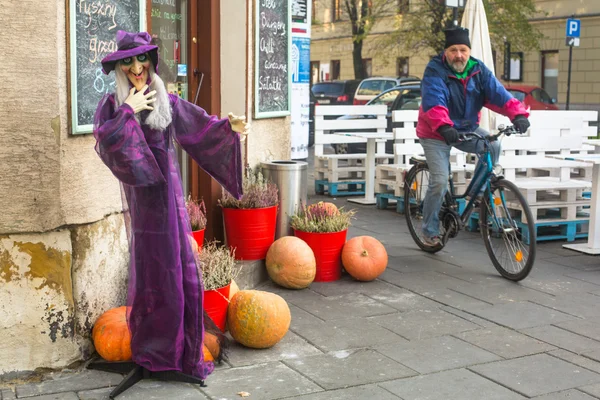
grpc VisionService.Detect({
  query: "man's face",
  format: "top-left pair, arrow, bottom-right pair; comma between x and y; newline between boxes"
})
444,45 -> 471,73
119,53 -> 151,91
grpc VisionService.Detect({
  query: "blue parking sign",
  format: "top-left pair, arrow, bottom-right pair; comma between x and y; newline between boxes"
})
566,18 -> 581,38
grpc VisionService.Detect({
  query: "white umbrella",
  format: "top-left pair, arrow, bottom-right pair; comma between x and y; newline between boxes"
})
461,0 -> 497,132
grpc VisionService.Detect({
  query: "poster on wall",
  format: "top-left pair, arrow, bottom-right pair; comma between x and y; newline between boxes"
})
290,0 -> 311,159
254,0 -> 292,119
290,36 -> 310,159
68,0 -> 145,134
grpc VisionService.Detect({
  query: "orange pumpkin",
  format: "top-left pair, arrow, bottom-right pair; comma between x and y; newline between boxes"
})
307,201 -> 339,216
266,236 -> 316,289
203,331 -> 221,361
203,344 -> 214,361
227,290 -> 291,348
92,306 -> 132,362
342,236 -> 388,281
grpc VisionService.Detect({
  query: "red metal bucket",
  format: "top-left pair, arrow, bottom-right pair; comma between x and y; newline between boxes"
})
293,229 -> 347,282
222,206 -> 277,260
204,283 -> 231,332
191,229 -> 205,251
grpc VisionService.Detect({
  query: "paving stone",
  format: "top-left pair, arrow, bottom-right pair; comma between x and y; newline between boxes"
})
226,330 -> 322,367
470,353 -> 600,397
520,272 -> 600,296
283,348 -> 416,390
583,349 -> 600,363
530,293 -> 600,318
455,326 -> 556,358
441,306 -> 500,328
201,361 -> 322,399
0,389 -> 15,400
370,309 -> 480,340
288,304 -> 326,328
531,389 -> 598,399
425,249 -> 502,273
564,270 -> 600,285
445,278 -> 555,305
15,370 -> 123,398
375,335 -> 500,374
379,368 -> 525,399
555,318 -> 600,342
290,317 -> 408,352
285,384 -> 400,400
77,380 -> 207,400
387,254 -> 464,273
520,325 -> 600,355
548,256 -> 600,270
286,292 -> 397,321
20,393 -> 79,400
462,301 -> 576,330
549,349 -> 600,375
579,383 -> 600,397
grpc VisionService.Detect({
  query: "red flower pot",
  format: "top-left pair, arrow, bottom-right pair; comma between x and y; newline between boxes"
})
293,229 -> 347,282
191,229 -> 205,251
222,206 -> 277,260
204,283 -> 231,332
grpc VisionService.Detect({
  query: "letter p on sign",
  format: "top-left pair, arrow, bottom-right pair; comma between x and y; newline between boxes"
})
566,18 -> 581,38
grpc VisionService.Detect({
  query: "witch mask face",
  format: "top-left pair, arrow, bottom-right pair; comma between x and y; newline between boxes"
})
119,53 -> 151,91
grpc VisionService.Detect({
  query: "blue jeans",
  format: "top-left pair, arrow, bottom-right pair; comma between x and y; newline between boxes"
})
420,127 -> 500,238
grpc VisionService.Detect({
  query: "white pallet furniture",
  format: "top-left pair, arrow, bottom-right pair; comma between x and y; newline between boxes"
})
314,153 -> 393,182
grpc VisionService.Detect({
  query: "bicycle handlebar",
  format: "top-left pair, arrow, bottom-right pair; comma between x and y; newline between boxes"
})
456,125 -> 520,144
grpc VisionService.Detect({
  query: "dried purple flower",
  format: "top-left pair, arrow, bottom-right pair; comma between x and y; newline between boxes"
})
186,195 -> 207,231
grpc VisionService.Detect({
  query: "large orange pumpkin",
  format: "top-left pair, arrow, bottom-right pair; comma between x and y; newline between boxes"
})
266,236 -> 316,289
92,306 -> 132,362
342,236 -> 388,281
227,290 -> 291,348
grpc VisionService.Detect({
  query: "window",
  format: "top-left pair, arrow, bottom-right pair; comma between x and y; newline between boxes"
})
507,89 -> 526,102
362,58 -> 372,77
541,51 -> 559,102
539,89 -> 554,104
370,89 -> 401,106
331,60 -> 341,80
398,0 -> 409,14
332,0 -> 342,21
310,61 -> 320,84
396,57 -> 409,77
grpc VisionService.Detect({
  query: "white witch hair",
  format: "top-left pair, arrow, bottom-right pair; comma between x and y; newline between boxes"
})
114,63 -> 173,132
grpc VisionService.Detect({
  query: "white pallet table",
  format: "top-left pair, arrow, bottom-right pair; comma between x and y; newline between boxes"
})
498,155 -> 590,182
512,177 -> 591,205
315,153 -> 393,182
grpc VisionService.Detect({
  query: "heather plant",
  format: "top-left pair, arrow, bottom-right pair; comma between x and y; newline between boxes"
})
197,241 -> 240,291
219,166 -> 278,209
186,195 -> 207,231
290,202 -> 356,233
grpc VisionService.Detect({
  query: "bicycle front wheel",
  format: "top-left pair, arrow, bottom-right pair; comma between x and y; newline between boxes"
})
479,179 -> 536,281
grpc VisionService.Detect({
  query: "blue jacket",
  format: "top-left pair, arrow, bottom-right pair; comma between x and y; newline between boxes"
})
416,53 -> 528,140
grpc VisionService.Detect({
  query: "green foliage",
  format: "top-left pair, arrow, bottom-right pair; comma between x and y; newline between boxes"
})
197,241 -> 240,291
380,0 -> 545,55
290,202 -> 356,233
219,166 -> 278,209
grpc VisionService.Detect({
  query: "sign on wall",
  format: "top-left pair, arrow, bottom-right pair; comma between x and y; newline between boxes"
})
255,0 -> 292,119
68,0 -> 145,134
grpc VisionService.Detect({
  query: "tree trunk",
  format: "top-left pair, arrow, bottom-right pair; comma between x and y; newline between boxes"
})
352,40 -> 365,80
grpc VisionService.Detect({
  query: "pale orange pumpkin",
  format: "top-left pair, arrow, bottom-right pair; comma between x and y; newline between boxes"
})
307,201 -> 339,216
342,236 -> 388,281
227,290 -> 291,348
266,236 -> 316,289
92,306 -> 132,362
229,279 -> 240,300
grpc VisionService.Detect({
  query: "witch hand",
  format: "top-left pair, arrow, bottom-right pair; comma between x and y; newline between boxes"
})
228,113 -> 250,141
124,85 -> 157,114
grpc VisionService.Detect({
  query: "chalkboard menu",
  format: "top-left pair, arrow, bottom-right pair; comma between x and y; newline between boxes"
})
68,0 -> 145,134
255,0 -> 291,119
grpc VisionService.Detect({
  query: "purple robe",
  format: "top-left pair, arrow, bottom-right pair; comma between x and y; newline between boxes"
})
93,93 -> 242,379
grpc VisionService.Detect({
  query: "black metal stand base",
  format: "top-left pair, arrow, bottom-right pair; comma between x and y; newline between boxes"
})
88,359 -> 205,399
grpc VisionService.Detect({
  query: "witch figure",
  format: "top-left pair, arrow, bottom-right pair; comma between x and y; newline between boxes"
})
91,30 -> 247,391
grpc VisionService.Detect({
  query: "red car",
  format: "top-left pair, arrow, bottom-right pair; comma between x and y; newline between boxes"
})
504,84 -> 559,110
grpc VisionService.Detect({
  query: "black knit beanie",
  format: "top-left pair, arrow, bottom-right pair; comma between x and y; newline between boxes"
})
444,27 -> 471,49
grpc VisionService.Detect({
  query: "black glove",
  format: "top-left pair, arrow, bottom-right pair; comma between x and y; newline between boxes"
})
438,125 -> 460,145
512,115 -> 530,134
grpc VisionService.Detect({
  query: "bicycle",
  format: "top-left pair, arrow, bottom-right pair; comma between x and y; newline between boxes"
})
404,125 -> 536,281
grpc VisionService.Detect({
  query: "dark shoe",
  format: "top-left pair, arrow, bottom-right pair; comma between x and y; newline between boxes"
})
421,235 -> 441,246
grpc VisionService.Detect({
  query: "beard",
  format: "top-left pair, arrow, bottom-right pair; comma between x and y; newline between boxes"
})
449,59 -> 467,73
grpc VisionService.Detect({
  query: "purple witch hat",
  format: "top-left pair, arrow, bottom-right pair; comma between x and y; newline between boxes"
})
101,30 -> 159,75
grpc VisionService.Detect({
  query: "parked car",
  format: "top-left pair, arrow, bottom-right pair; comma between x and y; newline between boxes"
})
334,83 -> 422,154
504,84 -> 559,110
311,80 -> 361,105
353,76 -> 421,105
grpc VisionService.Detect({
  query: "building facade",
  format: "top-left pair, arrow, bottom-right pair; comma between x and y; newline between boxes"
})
310,0 -> 600,112
0,0 -> 291,378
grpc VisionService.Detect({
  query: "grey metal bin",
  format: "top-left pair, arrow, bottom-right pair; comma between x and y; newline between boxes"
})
261,160 -> 308,239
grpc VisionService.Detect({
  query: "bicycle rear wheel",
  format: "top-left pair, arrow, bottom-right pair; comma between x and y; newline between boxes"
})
479,179 -> 536,281
404,163 -> 450,253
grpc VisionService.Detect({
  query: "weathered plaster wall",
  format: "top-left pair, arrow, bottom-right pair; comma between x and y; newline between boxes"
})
0,232 -> 80,376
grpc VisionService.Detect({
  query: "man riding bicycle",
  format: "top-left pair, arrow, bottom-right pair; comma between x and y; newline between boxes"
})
417,27 -> 530,247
